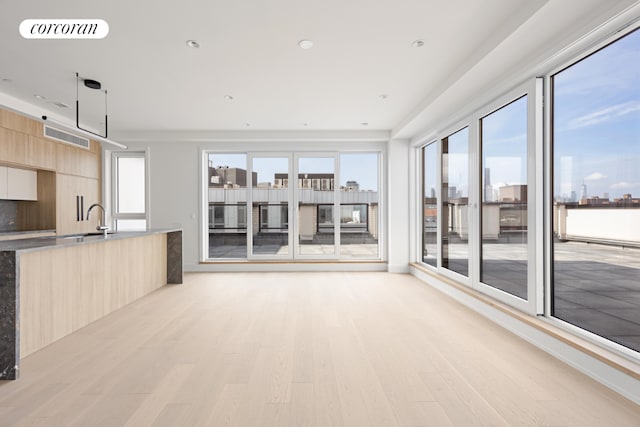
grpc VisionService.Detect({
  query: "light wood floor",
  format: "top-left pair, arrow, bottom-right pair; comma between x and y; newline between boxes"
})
1,272 -> 639,426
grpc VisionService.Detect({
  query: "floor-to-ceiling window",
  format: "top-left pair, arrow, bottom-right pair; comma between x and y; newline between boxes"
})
296,155 -> 337,257
551,28 -> 640,352
417,23 -> 639,354
207,153 -> 248,259
250,156 -> 290,257
205,150 -> 381,262
441,127 -> 470,277
340,153 -> 379,258
422,142 -> 438,267
480,97 -> 529,299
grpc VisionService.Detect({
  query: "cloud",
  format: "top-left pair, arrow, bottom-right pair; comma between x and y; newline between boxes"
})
611,181 -> 640,190
584,172 -> 607,181
567,101 -> 640,130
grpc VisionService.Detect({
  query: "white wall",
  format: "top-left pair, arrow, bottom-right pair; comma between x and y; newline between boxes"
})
124,138 -> 391,271
561,208 -> 640,246
387,139 -> 410,272
128,141 -> 201,269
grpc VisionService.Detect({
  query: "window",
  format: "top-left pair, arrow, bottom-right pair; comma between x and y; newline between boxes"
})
207,154 -> 248,259
203,150 -> 382,261
441,127 -> 469,276
259,204 -> 288,231
112,151 -> 147,231
551,29 -> 640,352
422,142 -> 438,267
340,153 -> 379,258
317,205 -> 333,231
480,96 -> 528,299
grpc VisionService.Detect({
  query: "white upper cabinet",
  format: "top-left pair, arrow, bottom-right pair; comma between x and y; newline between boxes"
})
2,167 -> 38,201
0,166 -> 7,199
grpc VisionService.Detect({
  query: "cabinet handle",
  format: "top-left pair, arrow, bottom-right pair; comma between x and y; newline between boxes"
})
76,195 -> 80,221
80,195 -> 84,221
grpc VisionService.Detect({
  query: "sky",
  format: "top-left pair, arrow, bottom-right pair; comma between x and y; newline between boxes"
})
554,28 -> 640,200
208,152 -> 379,191
424,28 -> 639,202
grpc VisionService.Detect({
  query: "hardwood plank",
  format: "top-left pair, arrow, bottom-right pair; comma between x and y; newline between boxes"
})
123,363 -> 194,427
1,272 -> 639,427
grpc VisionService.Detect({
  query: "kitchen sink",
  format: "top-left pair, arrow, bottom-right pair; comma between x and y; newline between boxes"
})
61,231 -> 116,239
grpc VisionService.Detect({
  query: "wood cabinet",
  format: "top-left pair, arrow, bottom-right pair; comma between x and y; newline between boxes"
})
56,173 -> 101,235
0,108 -> 41,136
16,170 -> 56,231
0,127 -> 30,166
55,140 -> 100,179
0,107 -> 103,234
27,136 -> 57,170
19,233 -> 168,358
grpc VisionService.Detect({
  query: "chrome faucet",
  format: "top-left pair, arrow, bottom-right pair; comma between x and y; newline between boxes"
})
87,203 -> 109,236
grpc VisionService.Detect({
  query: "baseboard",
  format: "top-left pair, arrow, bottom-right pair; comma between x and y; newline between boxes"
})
186,262 -> 388,272
387,264 -> 410,273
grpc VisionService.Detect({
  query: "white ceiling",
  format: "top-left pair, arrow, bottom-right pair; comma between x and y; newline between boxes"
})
0,0 -> 636,141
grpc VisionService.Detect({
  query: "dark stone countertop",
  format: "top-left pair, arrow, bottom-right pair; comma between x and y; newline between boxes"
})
0,228 -> 182,254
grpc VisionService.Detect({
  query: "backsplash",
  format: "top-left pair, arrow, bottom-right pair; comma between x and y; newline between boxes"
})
0,200 -> 18,232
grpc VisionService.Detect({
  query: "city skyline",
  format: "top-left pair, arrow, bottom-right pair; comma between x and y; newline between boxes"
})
554,28 -> 640,201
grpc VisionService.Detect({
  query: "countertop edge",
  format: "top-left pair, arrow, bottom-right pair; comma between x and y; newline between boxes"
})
0,228 -> 182,254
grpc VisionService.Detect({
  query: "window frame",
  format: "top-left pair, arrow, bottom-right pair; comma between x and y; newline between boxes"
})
111,150 -> 148,231
415,79 -> 541,315
200,147 -> 385,263
544,25 -> 640,358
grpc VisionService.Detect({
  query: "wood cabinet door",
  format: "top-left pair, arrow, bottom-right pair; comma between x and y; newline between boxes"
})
56,174 -> 100,235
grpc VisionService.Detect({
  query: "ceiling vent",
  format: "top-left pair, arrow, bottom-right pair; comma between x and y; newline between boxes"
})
43,125 -> 90,150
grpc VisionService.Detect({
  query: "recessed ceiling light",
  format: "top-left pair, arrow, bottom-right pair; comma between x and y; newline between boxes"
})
303,122 -> 309,127
411,39 -> 425,48
379,94 -> 388,100
1,78 -> 11,83
360,122 -> 369,126
224,95 -> 234,100
244,122 -> 251,127
298,39 -> 313,49
50,101 -> 70,108
34,94 -> 46,100
186,40 -> 200,48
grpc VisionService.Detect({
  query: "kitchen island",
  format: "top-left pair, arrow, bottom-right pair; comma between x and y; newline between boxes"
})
0,229 -> 182,380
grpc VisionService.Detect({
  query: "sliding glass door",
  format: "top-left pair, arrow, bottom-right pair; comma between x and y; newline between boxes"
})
249,155 -> 292,259
206,151 -> 380,262
480,97 -> 529,300
441,127 -> 470,277
207,153 -> 248,259
295,154 -> 339,259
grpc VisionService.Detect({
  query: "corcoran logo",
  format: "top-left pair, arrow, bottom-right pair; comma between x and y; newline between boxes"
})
19,19 -> 109,39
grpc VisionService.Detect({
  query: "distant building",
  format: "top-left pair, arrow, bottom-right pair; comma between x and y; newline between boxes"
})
499,184 -> 527,202
579,196 -> 610,206
275,173 -> 334,191
570,190 -> 578,202
613,193 -> 640,207
345,180 -> 360,192
209,165 -> 257,188
484,168 -> 493,202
